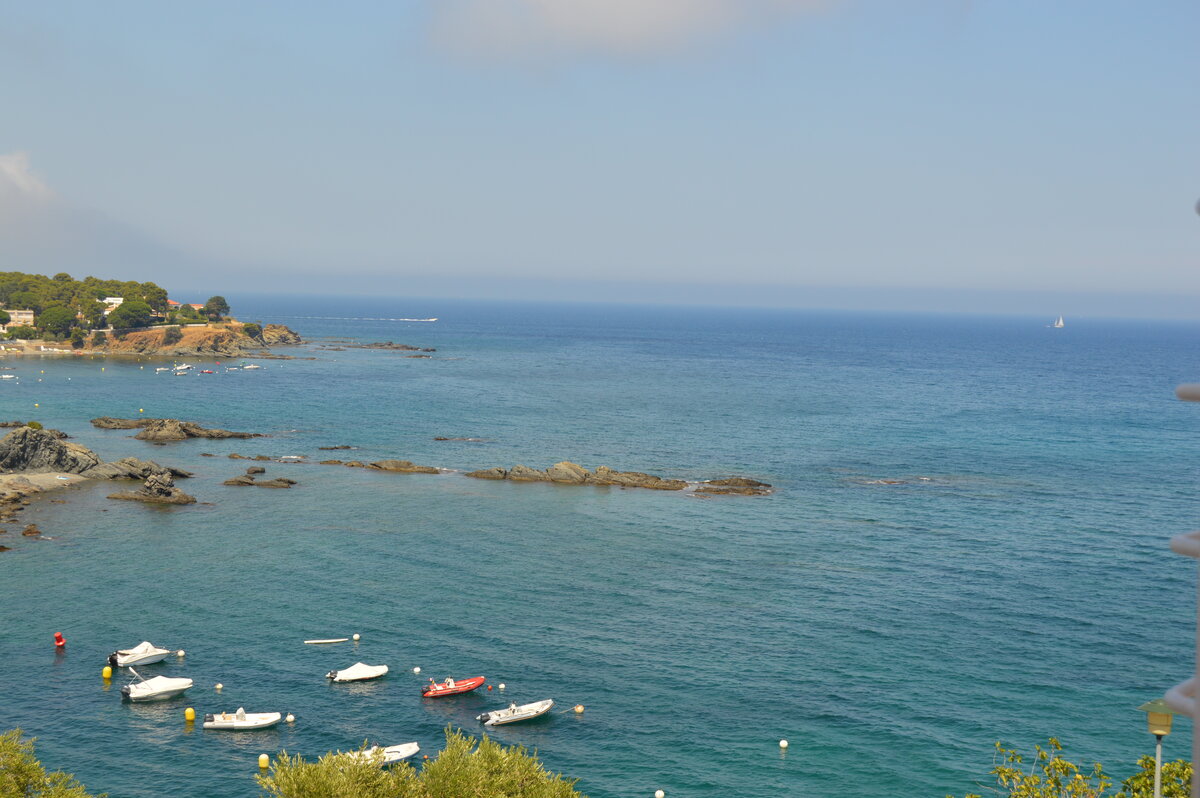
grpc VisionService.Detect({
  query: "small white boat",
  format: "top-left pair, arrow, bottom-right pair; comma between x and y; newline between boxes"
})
343,742 -> 420,765
242,364 -> 262,370
304,638 -> 349,645
173,364 -> 194,371
327,662 -> 388,682
203,708 -> 282,730
0,374 -> 16,380
155,367 -> 171,373
1052,315 -> 1065,328
110,641 -> 171,667
122,669 -> 193,702
477,699 -> 555,726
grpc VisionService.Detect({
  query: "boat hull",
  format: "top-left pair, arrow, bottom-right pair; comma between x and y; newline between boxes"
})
116,652 -> 169,667
203,712 -> 282,730
478,699 -> 555,726
422,675 -> 486,698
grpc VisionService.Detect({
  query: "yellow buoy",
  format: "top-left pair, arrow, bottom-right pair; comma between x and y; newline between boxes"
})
258,754 -> 269,769
215,683 -> 223,691
573,705 -> 585,714
139,408 -> 144,413
34,403 -> 38,408
102,666 -> 112,679
185,707 -> 195,722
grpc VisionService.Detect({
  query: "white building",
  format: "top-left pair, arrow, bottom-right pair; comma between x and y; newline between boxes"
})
0,308 -> 35,332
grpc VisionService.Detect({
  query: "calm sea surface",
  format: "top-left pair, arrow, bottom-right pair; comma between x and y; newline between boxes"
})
1,298 -> 1197,797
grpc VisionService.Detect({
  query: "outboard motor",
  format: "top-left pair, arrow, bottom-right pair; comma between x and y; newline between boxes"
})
107,652 -> 119,669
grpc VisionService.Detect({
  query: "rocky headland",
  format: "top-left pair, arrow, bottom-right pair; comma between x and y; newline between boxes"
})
108,472 -> 197,504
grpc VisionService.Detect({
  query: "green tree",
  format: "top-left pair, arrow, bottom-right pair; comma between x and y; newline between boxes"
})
5,325 -> 38,340
106,301 -> 153,331
36,306 -> 77,337
9,290 -> 41,313
0,310 -> 10,326
52,272 -> 73,282
204,295 -> 230,320
91,331 -> 107,346
257,728 -> 584,798
69,329 -> 86,349
79,301 -> 106,330
0,728 -> 103,797
162,326 -> 183,345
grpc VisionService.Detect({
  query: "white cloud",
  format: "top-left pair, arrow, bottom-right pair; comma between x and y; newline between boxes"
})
433,0 -> 831,58
0,151 -> 54,202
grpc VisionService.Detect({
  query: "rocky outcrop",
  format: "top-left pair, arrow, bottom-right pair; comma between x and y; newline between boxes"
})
92,417 -> 263,440
318,445 -> 354,450
21,523 -> 42,536
693,477 -> 773,496
368,460 -> 440,474
261,324 -> 302,345
257,478 -> 296,488
224,471 -> 297,488
80,457 -> 192,480
341,341 -> 434,351
0,427 -> 101,474
246,466 -> 266,475
108,472 -> 196,504
223,475 -> 256,486
464,461 -> 687,491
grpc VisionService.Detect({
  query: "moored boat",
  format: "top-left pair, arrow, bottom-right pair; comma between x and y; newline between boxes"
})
203,708 -> 282,730
121,668 -> 192,702
477,699 -> 555,726
110,641 -> 171,668
342,742 -> 420,765
327,662 -> 388,682
422,675 -> 485,698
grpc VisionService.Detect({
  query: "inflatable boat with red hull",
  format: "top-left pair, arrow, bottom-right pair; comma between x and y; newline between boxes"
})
422,675 -> 486,698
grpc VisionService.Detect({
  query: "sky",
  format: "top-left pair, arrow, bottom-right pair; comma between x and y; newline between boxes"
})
0,0 -> 1197,316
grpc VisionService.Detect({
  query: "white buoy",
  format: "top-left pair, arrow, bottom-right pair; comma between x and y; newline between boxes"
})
176,650 -> 185,657
215,683 -> 223,691
779,739 -> 789,749
655,791 -> 665,798
286,713 -> 295,723
413,666 -> 421,674
498,683 -> 506,690
352,633 -> 360,641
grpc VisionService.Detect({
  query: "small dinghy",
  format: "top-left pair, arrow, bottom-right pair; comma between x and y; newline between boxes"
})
110,641 -> 171,668
203,708 -> 282,730
477,699 -> 555,727
343,743 -> 420,766
304,638 -> 349,645
422,675 -> 485,698
327,662 -> 388,682
122,668 -> 192,702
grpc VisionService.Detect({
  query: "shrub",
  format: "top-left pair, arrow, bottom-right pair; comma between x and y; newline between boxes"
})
26,421 -> 43,430
91,331 -> 107,346
5,325 -> 37,340
242,322 -> 263,340
257,727 -> 584,798
0,728 -> 103,797
162,326 -> 183,345
69,329 -> 86,349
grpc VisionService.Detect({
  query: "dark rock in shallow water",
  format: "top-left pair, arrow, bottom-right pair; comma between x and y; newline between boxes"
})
246,466 -> 266,475
465,467 -> 507,480
108,472 -> 196,505
319,459 -> 344,465
223,475 -> 256,486
507,464 -> 549,482
255,478 -> 296,489
0,427 -> 101,474
81,457 -> 192,481
318,445 -> 354,450
90,417 -> 148,430
368,459 -> 439,474
21,523 -> 41,536
135,418 -> 262,441
693,476 -> 773,496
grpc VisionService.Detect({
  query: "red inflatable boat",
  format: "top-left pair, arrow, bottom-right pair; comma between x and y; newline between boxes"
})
422,675 -> 485,698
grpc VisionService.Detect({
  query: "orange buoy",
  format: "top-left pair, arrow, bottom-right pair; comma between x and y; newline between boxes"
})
53,632 -> 66,649
487,685 -> 493,691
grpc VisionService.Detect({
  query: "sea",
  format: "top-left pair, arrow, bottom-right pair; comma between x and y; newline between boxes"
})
0,296 -> 1197,797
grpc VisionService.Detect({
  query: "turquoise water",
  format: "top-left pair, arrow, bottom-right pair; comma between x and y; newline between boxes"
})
0,299 -> 1197,797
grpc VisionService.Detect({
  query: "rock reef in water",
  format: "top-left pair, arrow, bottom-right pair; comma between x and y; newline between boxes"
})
108,472 -> 197,504
0,427 -> 101,474
91,417 -> 263,440
368,459 -> 440,474
463,461 -> 773,495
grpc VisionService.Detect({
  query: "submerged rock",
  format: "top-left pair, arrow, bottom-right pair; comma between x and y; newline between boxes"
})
21,523 -> 41,536
368,460 -> 439,474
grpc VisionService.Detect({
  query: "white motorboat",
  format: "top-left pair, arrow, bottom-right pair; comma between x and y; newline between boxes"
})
477,699 -> 555,726
0,374 -> 16,380
326,662 -> 388,682
110,641 -> 171,668
173,364 -> 194,371
342,742 -> 420,766
202,708 -> 282,730
304,638 -> 349,645
242,364 -> 262,370
121,668 -> 192,702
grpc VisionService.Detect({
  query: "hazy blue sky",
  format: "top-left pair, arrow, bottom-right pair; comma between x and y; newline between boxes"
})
1,1 -> 1196,315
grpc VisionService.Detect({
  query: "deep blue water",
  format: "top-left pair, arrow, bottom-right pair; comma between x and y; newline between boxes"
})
0,298 -> 1197,797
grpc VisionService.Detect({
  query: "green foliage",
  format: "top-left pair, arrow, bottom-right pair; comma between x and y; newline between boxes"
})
205,295 -> 230,320
1114,755 -> 1192,797
26,421 -> 43,430
242,322 -> 263,340
162,326 -> 183,345
0,271 -> 172,322
257,728 -> 585,798
36,306 -> 77,337
69,329 -> 86,349
0,728 -> 103,797
91,331 -> 107,346
0,309 -> 10,325
951,739 -> 1192,798
5,325 -> 38,340
106,301 -> 153,331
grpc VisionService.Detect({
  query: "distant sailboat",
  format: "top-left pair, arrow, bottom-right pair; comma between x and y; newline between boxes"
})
1051,315 -> 1065,328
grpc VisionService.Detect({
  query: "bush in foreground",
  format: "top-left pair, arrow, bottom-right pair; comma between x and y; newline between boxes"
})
950,738 -> 1191,798
0,729 -> 103,798
257,728 -> 585,798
